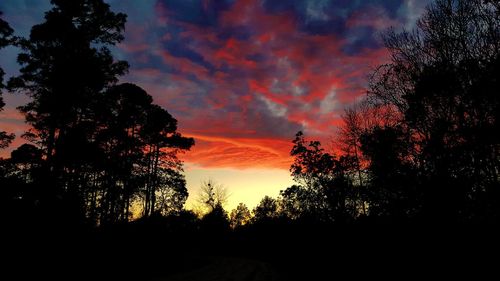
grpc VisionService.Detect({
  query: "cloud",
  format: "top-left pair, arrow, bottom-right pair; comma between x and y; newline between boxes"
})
138,0 -> 429,168
155,0 -> 234,27
180,134 -> 293,169
0,0 -> 430,169
320,88 -> 338,114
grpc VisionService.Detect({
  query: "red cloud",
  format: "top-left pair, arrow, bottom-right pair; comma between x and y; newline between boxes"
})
0,0 -> 406,172
138,0 -> 393,169
181,133 -> 293,169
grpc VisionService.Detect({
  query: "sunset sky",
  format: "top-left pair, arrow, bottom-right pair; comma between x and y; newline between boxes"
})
0,0 -> 430,211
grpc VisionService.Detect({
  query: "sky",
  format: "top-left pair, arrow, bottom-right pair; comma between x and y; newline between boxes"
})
0,0 -> 430,211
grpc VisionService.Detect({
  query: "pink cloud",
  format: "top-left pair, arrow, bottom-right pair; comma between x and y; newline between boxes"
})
132,0 -> 393,169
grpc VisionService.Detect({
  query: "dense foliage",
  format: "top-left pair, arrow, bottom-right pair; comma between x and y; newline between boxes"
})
1,0 -> 193,226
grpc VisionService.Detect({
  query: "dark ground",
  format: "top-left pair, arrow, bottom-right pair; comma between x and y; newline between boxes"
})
5,220 -> 500,281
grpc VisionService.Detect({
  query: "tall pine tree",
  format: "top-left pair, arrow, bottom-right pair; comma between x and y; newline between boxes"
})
0,12 -> 14,149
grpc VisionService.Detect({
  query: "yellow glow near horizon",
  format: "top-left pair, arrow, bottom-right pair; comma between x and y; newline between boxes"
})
184,164 -> 295,212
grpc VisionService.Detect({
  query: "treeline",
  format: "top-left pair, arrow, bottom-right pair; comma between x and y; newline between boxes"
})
1,1 -> 498,280
271,0 -> 499,224
1,0 -> 500,232
224,0 -> 500,226
0,0 -> 193,227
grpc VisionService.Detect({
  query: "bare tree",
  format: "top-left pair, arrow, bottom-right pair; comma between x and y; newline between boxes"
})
337,100 -> 400,215
197,179 -> 229,212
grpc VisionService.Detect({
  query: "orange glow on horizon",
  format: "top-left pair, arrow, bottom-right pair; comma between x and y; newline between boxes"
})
183,165 -> 295,212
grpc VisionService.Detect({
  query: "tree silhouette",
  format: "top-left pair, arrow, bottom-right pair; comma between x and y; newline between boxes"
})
5,0 -> 128,223
289,131 -> 358,222
229,202 -> 251,228
94,83 -> 152,222
140,102 -> 194,217
82,83 -> 193,224
2,1 -> 194,226
252,195 -> 279,223
360,125 -> 419,219
153,169 -> 189,216
366,0 -> 500,221
9,0 -> 128,163
0,1 -> 499,279
197,179 -> 229,213
0,12 -> 14,149
200,203 -> 230,234
10,144 -> 43,180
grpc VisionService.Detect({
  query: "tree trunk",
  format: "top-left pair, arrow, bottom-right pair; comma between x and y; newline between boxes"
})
151,145 -> 160,215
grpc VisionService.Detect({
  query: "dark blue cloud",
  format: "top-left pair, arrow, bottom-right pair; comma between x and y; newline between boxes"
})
216,25 -> 254,41
136,53 -> 176,72
300,19 -> 344,35
153,0 -> 432,62
262,0 -> 404,34
163,38 -> 215,72
245,53 -> 265,63
342,26 -> 381,55
1,0 -> 433,168
260,0 -> 431,54
156,0 -> 234,26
